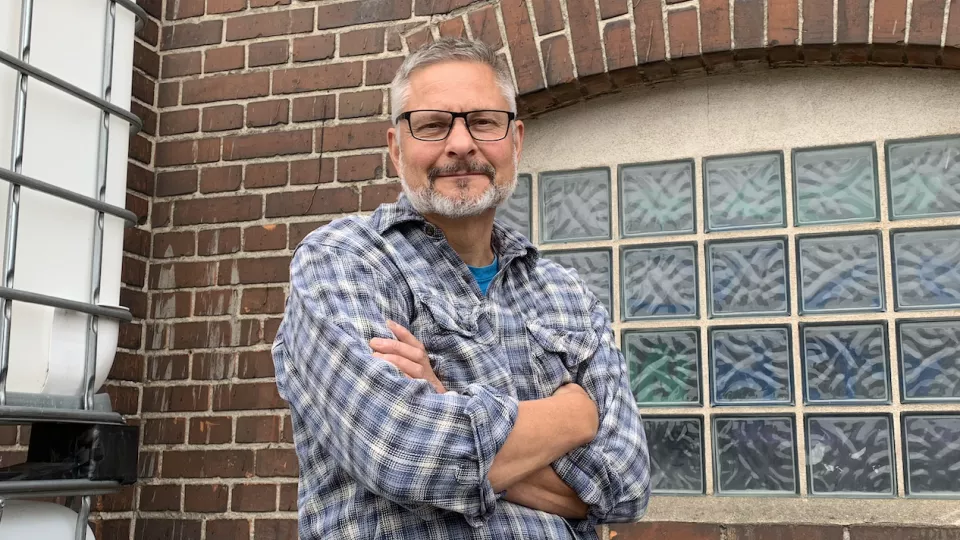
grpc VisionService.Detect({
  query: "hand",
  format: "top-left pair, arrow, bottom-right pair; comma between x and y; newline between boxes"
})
370,320 -> 447,393
552,384 -> 599,443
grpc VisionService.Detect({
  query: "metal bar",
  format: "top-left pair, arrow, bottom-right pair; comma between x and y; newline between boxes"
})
0,405 -> 123,425
0,51 -> 142,134
0,288 -> 132,322
0,167 -> 137,226
82,0 -> 118,412
0,0 -> 35,408
113,0 -> 150,32
0,480 -> 120,499
74,495 -> 91,540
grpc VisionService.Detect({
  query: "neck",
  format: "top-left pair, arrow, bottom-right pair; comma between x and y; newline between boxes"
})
426,209 -> 496,267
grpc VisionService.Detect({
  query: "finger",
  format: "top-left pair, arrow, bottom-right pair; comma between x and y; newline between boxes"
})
374,352 -> 424,379
370,338 -> 426,364
387,320 -> 426,351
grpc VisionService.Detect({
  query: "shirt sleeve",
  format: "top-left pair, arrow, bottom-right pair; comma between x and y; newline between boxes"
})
272,240 -> 518,526
551,296 -> 652,531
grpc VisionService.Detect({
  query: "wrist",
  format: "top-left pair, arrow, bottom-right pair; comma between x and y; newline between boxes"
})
552,392 -> 598,447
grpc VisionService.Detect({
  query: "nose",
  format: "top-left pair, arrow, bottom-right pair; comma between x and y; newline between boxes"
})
444,117 -> 478,159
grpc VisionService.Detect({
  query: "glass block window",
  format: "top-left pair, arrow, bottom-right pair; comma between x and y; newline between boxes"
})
496,173 -> 531,238
527,134 -> 960,498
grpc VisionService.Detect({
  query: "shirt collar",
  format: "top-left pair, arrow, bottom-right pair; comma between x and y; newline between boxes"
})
372,193 -> 540,265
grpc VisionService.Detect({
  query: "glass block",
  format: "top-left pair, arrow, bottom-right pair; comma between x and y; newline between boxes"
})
705,152 -> 785,231
714,416 -> 797,494
621,244 -> 697,320
708,238 -> 789,316
625,329 -> 700,406
549,249 -> 613,318
898,320 -> 960,401
539,169 -> 611,243
645,417 -> 704,494
893,228 -> 960,310
904,415 -> 960,495
806,416 -> 894,496
793,145 -> 879,225
802,324 -> 889,404
887,136 -> 960,220
496,173 -> 531,238
798,234 -> 883,313
711,327 -> 792,405
620,160 -> 695,237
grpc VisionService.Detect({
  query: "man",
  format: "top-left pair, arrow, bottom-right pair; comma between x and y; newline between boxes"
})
273,38 -> 650,539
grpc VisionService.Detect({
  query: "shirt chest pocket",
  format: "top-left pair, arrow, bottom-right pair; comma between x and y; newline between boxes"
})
524,317 -> 600,390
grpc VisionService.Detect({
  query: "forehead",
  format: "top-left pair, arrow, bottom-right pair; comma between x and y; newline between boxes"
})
404,60 -> 509,112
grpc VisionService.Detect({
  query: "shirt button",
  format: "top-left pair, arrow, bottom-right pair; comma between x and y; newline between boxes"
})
424,223 -> 437,236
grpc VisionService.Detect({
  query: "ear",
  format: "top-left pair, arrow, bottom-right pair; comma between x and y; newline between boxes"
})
387,125 -> 401,175
512,119 -> 525,161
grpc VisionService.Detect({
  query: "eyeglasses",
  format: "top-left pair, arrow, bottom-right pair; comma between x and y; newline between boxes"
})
395,109 -> 516,142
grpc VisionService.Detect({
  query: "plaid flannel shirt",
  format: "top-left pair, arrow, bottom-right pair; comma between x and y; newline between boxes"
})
273,194 -> 651,539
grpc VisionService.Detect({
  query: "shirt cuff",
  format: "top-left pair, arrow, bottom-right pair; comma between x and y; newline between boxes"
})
456,383 -> 519,527
552,443 -> 618,530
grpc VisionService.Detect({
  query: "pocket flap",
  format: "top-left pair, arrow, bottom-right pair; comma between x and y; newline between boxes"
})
524,318 -> 599,368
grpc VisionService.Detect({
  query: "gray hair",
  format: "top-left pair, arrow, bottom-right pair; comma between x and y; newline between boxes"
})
390,38 -> 517,124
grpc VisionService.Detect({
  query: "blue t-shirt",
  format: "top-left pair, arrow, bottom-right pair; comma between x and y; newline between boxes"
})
467,257 -> 499,296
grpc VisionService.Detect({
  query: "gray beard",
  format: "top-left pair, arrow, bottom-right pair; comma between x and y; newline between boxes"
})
398,149 -> 519,219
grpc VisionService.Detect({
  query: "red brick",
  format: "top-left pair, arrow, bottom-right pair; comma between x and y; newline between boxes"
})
319,121 -> 390,151
635,0 -> 666,62
237,319 -> 263,346
366,57 -> 404,86
143,385 -> 210,412
910,0 -> 947,44
669,8 -> 700,57
183,72 -> 270,105
192,352 -> 237,380
174,195 -> 262,225
199,165 -> 243,193
202,104 -> 244,132
146,323 -> 167,350
338,154 -> 383,182
150,292 -> 192,321
188,416 -> 233,445
734,0 -> 764,49
139,484 -> 181,511
218,256 -> 291,285
729,525 -> 844,540
405,27 -> 434,51
419,0 -> 477,14
213,382 -> 285,411
439,17 -> 467,38
143,418 -> 187,445
247,100 -> 289,128
127,162 -> 154,196
288,221 -> 328,248
244,162 -> 288,189
156,170 -> 198,197
153,231 -> 196,259
132,71 -> 155,105
204,45 -> 245,72
341,28 -> 385,56
106,385 -> 139,415
948,0 -> 960,47
128,133 -> 151,165
167,0 -> 204,19
183,484 -> 228,512
158,81 -> 179,107
611,522 -> 722,540
195,289 -> 237,316
161,450 -> 253,478
604,20 -> 635,71
237,416 -> 282,444
139,451 -> 160,478
137,13 -> 161,45
255,519 -> 298,540
171,320 -> 232,349
162,51 -> 202,77
126,192 -> 149,224
337,90 -> 383,120
207,0 -> 246,14
131,101 -> 157,136
224,130 -> 311,160
96,518 -> 131,540
232,484 -> 277,511
199,227 -> 241,256
238,352 -> 276,379
256,448 -> 298,477
208,520 -> 250,539
293,35 -> 335,62
162,20 -> 223,50
501,0 -> 546,93
109,351 -> 145,382
244,226 -> 287,252
567,0 -> 605,76
600,0 -> 628,18
803,0 -> 835,44
226,8 -> 314,41
361,183 -> 403,211
291,158 -> 334,184
279,483 -> 297,510
159,109 -> 199,136
469,6 -> 503,49
149,261 -> 219,289
834,0 -> 870,42
266,187 -> 359,217
95,485 -> 136,512
264,318 -> 282,342
292,95 -> 336,122
317,0 -> 411,29
250,39 -> 290,67
134,519 -> 201,540
122,256 -> 147,288
700,0 -> 732,52
768,0 -> 800,46
252,0 -> 291,6
273,62 -> 363,94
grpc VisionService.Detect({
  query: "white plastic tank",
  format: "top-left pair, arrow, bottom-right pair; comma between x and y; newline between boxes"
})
0,500 -> 96,538
0,0 -> 136,398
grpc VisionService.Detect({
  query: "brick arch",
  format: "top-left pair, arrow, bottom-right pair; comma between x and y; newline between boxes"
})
394,0 -> 960,116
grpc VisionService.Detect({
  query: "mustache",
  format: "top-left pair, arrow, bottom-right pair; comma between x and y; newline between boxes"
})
427,160 -> 496,183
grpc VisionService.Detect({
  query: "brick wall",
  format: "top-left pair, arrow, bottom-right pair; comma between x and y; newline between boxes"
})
77,0 -> 960,538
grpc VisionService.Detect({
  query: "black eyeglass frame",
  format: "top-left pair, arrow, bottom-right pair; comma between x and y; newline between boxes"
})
395,109 -> 517,142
